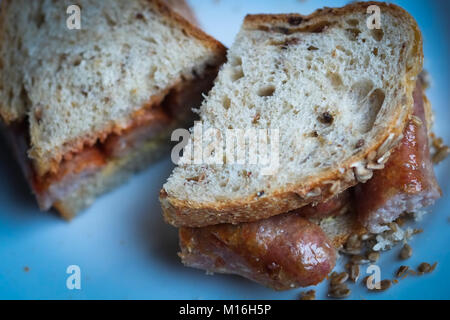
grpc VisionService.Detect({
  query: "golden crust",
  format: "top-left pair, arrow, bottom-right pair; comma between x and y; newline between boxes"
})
151,0 -> 225,55
161,1 -> 424,228
161,0 -> 199,26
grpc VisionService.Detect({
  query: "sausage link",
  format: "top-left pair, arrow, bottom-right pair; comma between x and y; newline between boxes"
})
354,81 -> 441,233
179,213 -> 336,290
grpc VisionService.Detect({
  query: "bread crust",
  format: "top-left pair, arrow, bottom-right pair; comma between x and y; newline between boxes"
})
161,1 -> 423,227
160,0 -> 199,26
151,0 -> 225,55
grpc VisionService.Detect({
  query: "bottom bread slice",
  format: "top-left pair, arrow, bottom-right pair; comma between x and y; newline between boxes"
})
53,135 -> 171,219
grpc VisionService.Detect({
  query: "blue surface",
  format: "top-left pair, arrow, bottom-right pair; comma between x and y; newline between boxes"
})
0,0 -> 449,300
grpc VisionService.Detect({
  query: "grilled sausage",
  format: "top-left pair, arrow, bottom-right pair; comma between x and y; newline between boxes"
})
354,81 -> 441,233
179,213 -> 336,290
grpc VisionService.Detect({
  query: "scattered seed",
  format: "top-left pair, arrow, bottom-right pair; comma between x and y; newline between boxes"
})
331,272 -> 349,286
418,262 -> 431,273
431,262 -> 438,271
396,216 -> 406,226
349,264 -> 360,283
370,279 -> 391,292
432,145 -> 450,164
299,290 -> 316,300
367,251 -> 380,262
408,269 -> 417,276
418,262 -> 437,274
345,234 -> 362,251
431,134 -> 444,149
360,233 -> 374,241
351,254 -> 370,265
399,243 -> 413,260
393,279 -> 399,284
413,228 -> 423,235
328,283 -> 351,298
388,222 -> 398,232
396,266 -> 409,278
362,275 -> 371,287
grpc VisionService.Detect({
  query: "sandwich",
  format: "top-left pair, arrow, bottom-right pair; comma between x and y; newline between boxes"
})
0,0 -> 226,218
160,2 -> 445,290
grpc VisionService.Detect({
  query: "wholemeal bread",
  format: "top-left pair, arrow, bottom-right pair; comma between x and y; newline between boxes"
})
0,0 -> 226,217
0,0 -> 225,177
161,2 -> 423,227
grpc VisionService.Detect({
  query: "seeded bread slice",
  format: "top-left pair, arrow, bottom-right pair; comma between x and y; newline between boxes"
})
161,2 -> 423,227
0,0 -> 226,177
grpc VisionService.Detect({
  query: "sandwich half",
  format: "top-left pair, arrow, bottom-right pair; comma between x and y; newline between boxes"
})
0,0 -> 226,218
160,2 -> 442,290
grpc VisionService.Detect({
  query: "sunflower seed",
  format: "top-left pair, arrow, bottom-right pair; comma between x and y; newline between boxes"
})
367,251 -> 380,262
349,264 -> 360,282
328,283 -> 351,298
370,279 -> 392,291
299,289 -> 316,300
351,254 -> 370,265
331,272 -> 349,286
396,265 -> 409,278
399,243 -> 413,260
432,146 -> 450,164
418,262 -> 437,274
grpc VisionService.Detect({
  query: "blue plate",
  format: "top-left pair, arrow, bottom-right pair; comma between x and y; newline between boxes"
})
0,0 -> 449,299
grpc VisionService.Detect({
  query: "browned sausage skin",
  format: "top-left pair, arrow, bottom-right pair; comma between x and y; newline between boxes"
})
354,81 -> 441,233
179,213 -> 336,290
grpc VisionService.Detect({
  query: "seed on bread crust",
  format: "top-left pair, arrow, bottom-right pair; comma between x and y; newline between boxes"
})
376,133 -> 396,157
351,161 -> 373,183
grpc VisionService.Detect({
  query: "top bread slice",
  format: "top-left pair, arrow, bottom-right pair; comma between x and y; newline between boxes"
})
160,2 -> 423,227
0,0 -> 226,177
